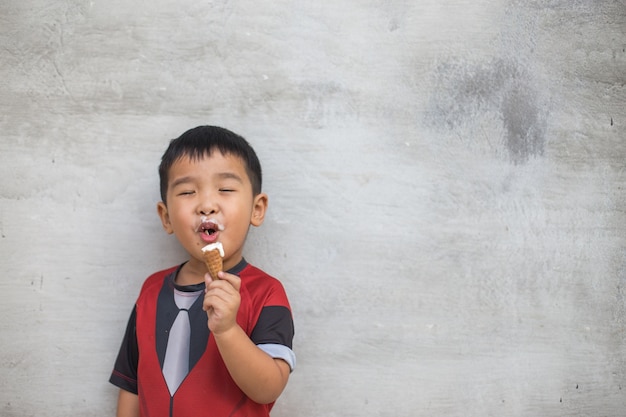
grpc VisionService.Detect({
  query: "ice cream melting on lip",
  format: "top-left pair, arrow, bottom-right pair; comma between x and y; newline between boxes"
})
198,216 -> 225,234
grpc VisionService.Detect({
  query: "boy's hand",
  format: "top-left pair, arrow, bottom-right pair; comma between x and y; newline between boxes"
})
203,271 -> 241,334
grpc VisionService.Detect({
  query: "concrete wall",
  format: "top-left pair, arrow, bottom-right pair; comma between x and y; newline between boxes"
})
1,1 -> 624,416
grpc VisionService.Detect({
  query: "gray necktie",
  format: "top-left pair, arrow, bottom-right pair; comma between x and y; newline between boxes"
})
162,290 -> 199,395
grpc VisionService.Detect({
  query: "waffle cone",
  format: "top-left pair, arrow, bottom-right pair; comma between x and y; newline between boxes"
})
203,249 -> 223,280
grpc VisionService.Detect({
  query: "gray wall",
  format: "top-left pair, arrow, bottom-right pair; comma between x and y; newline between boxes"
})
1,1 -> 625,416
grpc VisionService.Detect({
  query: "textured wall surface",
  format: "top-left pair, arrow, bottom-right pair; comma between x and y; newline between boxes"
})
1,1 -> 625,416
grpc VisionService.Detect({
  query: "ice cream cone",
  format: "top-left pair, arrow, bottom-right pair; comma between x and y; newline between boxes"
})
202,242 -> 224,280
203,249 -> 223,280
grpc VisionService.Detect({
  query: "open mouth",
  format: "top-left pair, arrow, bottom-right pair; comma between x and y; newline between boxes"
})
198,217 -> 224,236
202,224 -> 218,236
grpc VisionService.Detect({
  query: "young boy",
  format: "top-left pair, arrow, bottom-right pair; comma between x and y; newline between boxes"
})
109,126 -> 295,417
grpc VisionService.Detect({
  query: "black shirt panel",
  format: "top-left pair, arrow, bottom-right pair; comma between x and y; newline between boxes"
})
250,305 -> 294,349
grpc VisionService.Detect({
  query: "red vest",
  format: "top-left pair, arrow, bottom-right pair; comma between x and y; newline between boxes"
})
135,266 -> 274,417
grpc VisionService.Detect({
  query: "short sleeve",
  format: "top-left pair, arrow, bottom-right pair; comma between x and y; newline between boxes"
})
109,306 -> 139,394
250,304 -> 296,370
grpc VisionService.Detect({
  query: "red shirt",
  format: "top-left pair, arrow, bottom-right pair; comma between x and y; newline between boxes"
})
110,260 -> 295,417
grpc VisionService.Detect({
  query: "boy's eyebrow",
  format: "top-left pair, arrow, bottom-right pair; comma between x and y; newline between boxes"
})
170,172 -> 244,188
170,176 -> 195,188
216,172 -> 244,183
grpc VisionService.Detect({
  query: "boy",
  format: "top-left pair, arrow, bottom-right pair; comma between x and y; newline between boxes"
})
110,126 -> 295,417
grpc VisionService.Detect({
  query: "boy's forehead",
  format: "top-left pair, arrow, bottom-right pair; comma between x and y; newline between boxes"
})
168,151 -> 249,179
172,150 -> 244,167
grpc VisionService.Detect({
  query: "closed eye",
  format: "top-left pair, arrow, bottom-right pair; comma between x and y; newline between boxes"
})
177,190 -> 196,196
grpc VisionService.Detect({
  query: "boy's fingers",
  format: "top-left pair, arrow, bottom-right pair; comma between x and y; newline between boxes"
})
204,272 -> 213,293
217,271 -> 241,291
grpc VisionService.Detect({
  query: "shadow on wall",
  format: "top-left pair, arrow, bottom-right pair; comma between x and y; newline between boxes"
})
425,57 -> 549,164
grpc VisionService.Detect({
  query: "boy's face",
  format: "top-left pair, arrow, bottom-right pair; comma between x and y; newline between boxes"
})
157,151 -> 267,273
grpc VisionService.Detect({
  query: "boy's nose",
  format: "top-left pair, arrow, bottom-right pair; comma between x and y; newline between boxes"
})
198,191 -> 219,215
200,207 -> 217,216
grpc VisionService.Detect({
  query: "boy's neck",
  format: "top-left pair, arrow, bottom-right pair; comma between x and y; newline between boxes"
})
175,263 -> 205,286
174,257 -> 247,286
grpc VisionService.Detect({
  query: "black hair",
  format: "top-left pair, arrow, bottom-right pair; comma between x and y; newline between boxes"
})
158,125 -> 262,203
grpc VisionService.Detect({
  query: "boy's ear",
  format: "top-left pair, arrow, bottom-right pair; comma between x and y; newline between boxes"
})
250,193 -> 268,227
157,201 -> 174,234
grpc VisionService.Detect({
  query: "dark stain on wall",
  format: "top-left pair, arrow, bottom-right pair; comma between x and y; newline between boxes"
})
425,58 -> 548,164
500,80 -> 546,163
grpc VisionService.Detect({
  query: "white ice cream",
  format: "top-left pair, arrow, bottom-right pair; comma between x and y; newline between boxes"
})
202,242 -> 224,257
